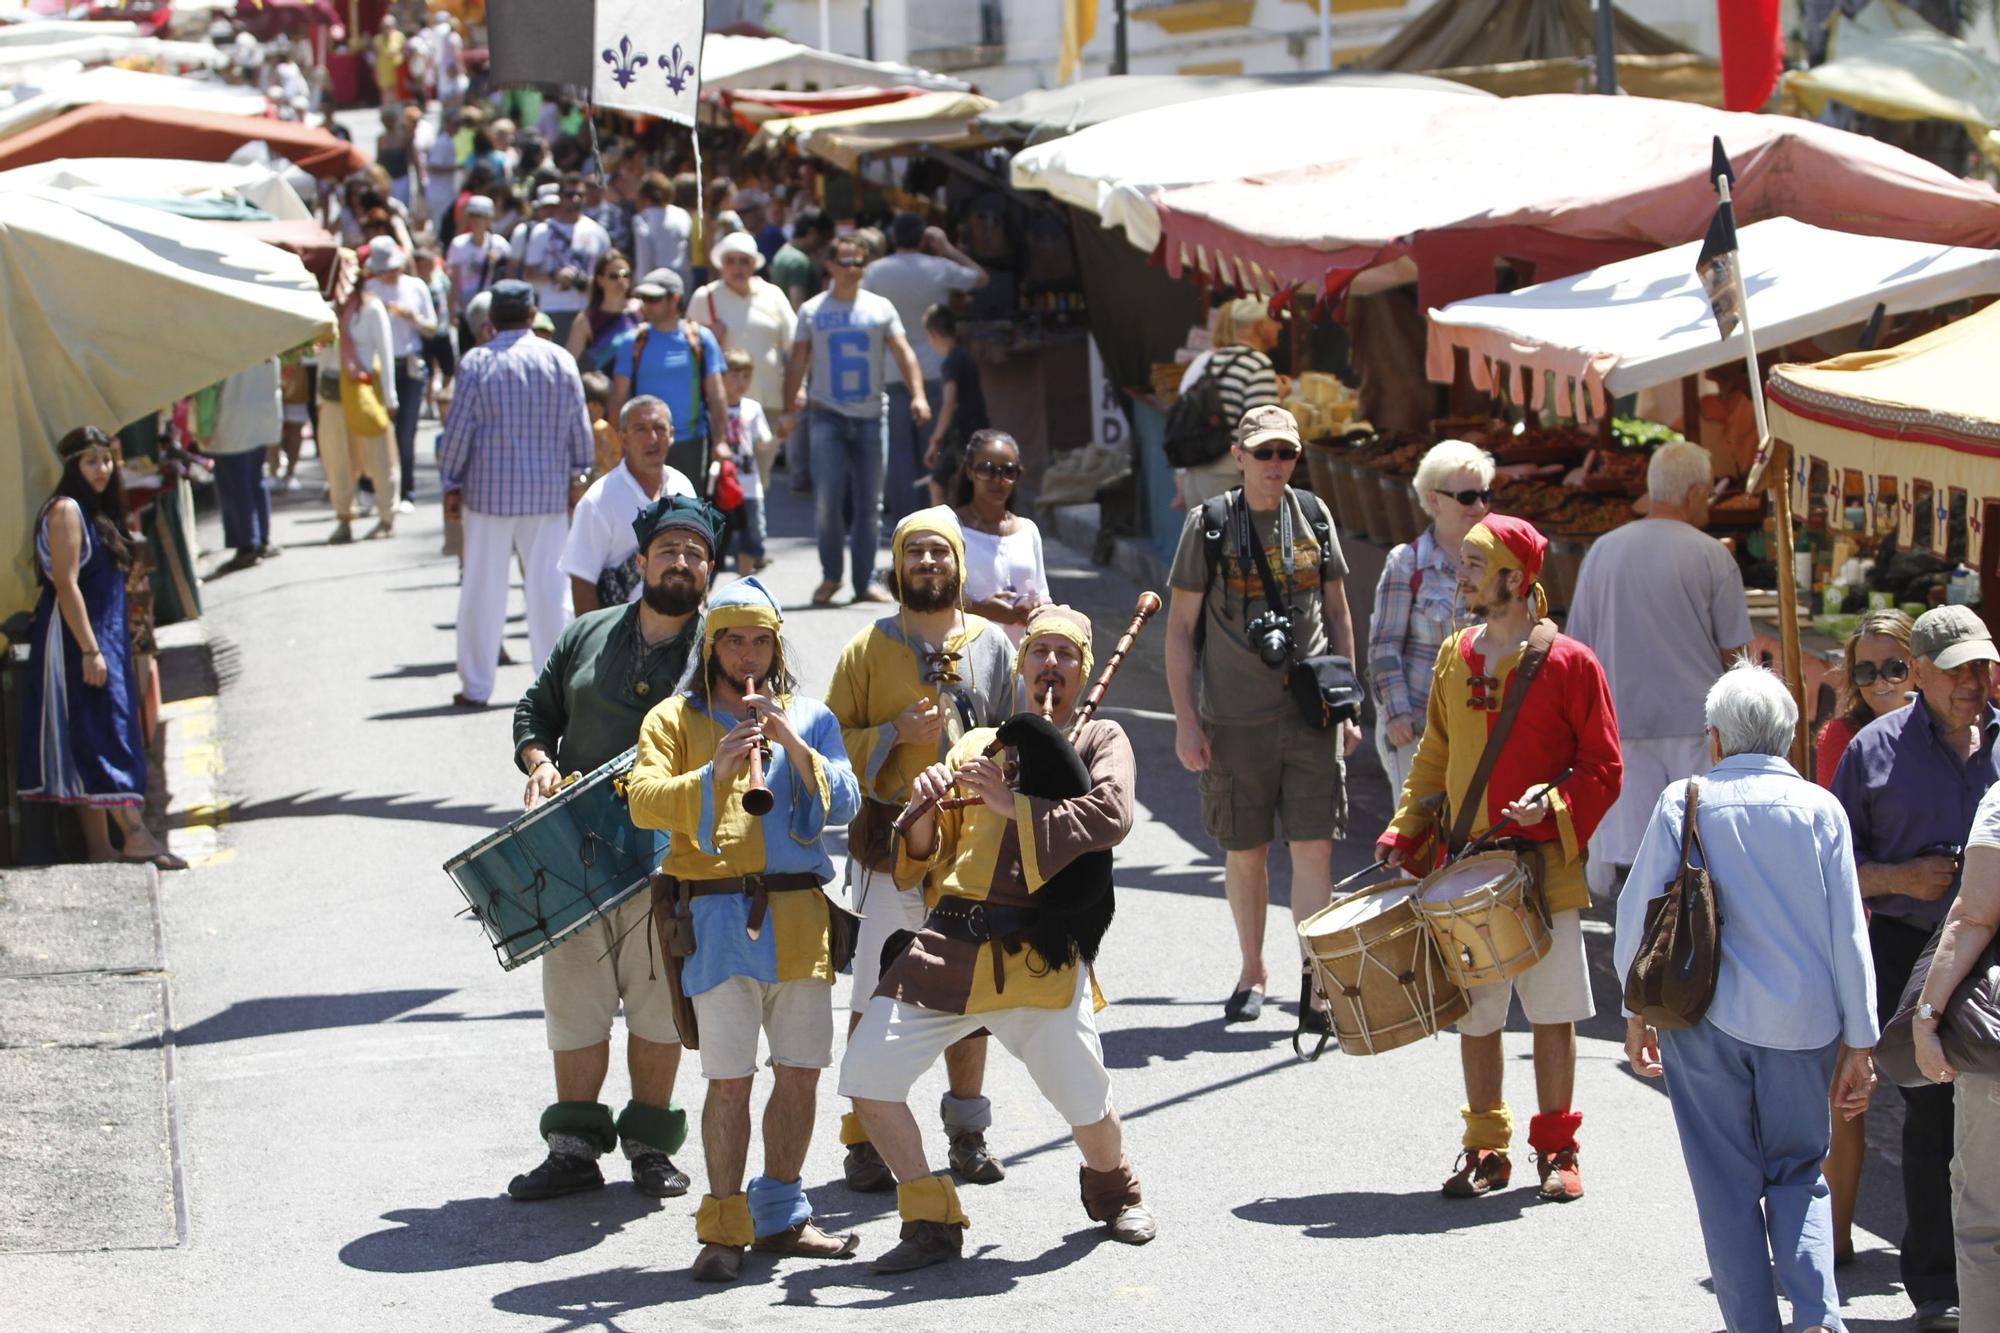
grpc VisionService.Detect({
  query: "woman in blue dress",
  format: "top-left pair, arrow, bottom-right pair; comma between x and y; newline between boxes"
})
18,426 -> 185,869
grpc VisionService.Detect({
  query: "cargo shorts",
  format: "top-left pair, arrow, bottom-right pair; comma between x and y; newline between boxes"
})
1199,709 -> 1347,851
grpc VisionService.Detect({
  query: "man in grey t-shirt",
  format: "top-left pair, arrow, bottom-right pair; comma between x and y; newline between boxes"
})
1565,440 -> 1750,886
782,234 -> 930,605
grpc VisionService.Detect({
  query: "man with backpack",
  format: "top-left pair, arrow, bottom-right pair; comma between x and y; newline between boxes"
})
611,268 -> 731,489
1165,406 -> 1362,1034
1165,298 -> 1284,509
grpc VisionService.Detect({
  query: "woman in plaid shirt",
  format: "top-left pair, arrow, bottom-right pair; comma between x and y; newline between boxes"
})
1366,440 -> 1493,802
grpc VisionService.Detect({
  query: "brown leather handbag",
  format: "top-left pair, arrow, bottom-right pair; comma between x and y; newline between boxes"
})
1622,780 -> 1723,1031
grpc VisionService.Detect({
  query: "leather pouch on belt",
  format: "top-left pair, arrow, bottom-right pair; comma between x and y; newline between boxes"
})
650,874 -> 697,958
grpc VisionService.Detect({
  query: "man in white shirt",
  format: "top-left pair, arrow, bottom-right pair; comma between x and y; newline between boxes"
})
525,172 -> 611,346
561,397 -> 696,615
365,240 -> 439,511
861,214 -> 986,526
445,195 -> 510,342
1566,440 -> 1751,890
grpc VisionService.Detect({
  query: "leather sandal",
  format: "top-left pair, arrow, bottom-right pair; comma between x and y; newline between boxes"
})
752,1219 -> 860,1259
869,1219 -> 963,1274
811,580 -> 841,606
690,1242 -> 744,1283
1442,1148 -> 1511,1198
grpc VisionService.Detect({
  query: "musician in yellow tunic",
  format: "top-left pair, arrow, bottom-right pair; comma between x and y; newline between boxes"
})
840,606 -> 1157,1273
625,576 -> 864,1284
824,506 -> 1019,1191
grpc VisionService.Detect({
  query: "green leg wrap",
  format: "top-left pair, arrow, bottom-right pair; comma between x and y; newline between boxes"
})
615,1100 -> 689,1157
539,1101 -> 617,1156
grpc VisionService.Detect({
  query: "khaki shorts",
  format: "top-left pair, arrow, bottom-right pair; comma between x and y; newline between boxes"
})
1454,909 -> 1595,1038
1199,710 -> 1348,851
541,893 -> 681,1051
693,975 -> 835,1081
838,967 -> 1114,1129
846,879 -> 930,1014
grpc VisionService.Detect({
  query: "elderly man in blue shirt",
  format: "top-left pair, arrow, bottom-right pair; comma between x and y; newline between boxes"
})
1829,604 -> 2000,1331
1620,662 -> 1878,1333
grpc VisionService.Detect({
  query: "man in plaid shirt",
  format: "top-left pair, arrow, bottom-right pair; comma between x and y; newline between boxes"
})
442,280 -> 595,706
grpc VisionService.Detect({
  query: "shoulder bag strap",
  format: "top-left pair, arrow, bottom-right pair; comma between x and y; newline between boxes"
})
1448,618 -> 1558,852
1680,779 -> 1702,869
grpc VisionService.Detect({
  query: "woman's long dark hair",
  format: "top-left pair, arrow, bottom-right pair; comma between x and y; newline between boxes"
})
589,248 -> 632,311
48,426 -> 131,573
952,429 -> 1021,509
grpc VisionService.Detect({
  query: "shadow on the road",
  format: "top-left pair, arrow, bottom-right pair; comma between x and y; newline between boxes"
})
342,1190 -> 660,1274
127,988 -> 455,1048
178,788 -> 515,829
370,661 -> 461,680
368,701 -> 515,722
1100,1018 -> 1293,1069
490,1265 -> 706,1330
774,1227 -> 1102,1308
1234,1186 -> 1538,1237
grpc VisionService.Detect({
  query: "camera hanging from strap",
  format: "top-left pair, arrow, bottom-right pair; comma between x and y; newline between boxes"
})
1241,491 -> 1364,731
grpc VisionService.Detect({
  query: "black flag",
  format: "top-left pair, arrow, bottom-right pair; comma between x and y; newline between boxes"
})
1696,136 -> 1741,339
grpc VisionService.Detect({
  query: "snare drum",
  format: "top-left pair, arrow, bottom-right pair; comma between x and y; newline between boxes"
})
443,747 -> 665,971
1298,879 -> 1468,1055
1415,851 -> 1551,990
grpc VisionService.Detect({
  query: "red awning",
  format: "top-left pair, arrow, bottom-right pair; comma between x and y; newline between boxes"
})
717,86 -> 932,133
0,104 -> 364,181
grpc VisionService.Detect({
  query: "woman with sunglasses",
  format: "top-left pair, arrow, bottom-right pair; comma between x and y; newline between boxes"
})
1814,607 -> 1914,1267
1366,440 -> 1492,801
953,430 -> 1048,646
564,250 -> 640,374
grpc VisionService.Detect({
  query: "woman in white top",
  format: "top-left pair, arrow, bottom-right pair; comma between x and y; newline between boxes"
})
952,430 -> 1049,645
687,231 -> 797,485
314,249 -> 401,544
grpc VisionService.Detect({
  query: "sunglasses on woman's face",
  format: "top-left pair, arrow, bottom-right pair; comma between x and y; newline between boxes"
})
1435,487 -> 1495,507
1852,657 -> 1911,686
970,460 -> 1021,480
606,270 -> 631,280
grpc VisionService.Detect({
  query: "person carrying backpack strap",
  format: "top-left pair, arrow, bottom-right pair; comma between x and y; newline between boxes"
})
1171,297 -> 1285,510
612,266 -> 731,486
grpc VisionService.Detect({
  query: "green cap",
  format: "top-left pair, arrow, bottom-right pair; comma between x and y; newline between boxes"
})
631,494 -> 723,555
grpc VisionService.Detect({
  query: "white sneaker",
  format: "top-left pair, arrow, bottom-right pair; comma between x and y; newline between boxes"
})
396,498 -> 416,515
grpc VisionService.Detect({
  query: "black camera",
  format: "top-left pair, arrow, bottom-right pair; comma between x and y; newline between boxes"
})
1245,607 -> 1296,668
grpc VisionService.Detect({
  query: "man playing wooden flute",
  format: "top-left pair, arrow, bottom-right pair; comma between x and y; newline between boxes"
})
840,605 -> 1157,1272
624,576 -> 864,1283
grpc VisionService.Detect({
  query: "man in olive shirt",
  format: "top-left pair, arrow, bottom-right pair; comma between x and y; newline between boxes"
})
505,495 -> 722,1203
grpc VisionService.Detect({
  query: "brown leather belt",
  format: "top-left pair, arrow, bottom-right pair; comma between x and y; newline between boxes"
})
663,872 -> 826,941
926,899 -> 1041,996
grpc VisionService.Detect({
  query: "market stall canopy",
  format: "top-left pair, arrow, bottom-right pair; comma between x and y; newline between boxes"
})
0,65 -> 266,142
1413,52 -> 1721,104
0,186 -> 333,618
719,85 -> 932,133
700,33 -> 968,93
1361,0 -> 1693,70
0,29 -> 226,78
1148,94 -> 2000,311
1427,217 -> 2000,417
748,90 -> 994,169
975,69 -> 1481,146
1010,84 -> 1490,256
1767,301 -> 2000,554
1785,0 -> 2000,165
0,102 -> 364,179
0,155 -> 310,219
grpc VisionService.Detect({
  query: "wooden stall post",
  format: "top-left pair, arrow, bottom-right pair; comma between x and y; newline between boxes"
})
1767,439 -> 1812,774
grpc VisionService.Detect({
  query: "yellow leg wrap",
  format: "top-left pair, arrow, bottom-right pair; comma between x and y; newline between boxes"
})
1461,1104 -> 1513,1153
695,1193 -> 754,1247
839,1110 -> 870,1148
896,1174 -> 969,1228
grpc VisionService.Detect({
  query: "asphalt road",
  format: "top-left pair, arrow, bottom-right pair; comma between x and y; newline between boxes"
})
0,430 -> 1923,1332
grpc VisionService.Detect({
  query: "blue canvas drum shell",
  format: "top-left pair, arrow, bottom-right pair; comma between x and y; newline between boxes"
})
443,748 -> 665,971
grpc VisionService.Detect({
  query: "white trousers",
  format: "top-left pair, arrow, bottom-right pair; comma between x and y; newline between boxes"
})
457,509 -> 569,702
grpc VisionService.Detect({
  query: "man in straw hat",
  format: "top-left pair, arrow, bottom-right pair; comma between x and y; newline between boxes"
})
841,605 -> 1157,1271
1376,513 -> 1623,1204
825,506 -> 1020,1194
624,575 -> 864,1283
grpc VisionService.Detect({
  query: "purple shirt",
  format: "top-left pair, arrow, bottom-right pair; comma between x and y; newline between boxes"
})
438,328 -> 594,516
1829,696 -> 2000,926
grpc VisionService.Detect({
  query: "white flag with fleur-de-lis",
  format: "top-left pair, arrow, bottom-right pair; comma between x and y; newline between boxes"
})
592,0 -> 704,125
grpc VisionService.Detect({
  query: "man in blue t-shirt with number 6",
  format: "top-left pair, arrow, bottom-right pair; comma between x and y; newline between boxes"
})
782,234 -> 930,607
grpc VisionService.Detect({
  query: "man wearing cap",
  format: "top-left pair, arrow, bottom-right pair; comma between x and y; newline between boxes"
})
561,396 -> 698,615
1830,603 -> 2000,1329
506,496 -> 721,1204
842,604 -> 1156,1272
1165,405 -> 1361,1030
688,231 -> 797,488
861,214 -> 988,526
610,267 -> 730,488
445,194 -> 510,347
624,576 -> 864,1283
365,238 -> 438,512
1375,513 -> 1622,1204
440,279 -> 595,706
1176,299 -> 1285,509
509,183 -> 559,284
524,171 -> 611,345
826,505 -> 1020,1194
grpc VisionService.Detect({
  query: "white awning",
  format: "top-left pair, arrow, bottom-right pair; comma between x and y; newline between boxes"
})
699,33 -> 967,94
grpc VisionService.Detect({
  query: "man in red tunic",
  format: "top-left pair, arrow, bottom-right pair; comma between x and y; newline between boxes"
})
1376,514 -> 1622,1203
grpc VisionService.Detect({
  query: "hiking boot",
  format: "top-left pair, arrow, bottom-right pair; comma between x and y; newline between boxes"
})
1535,1148 -> 1583,1202
508,1152 -> 604,1201
869,1219 -> 963,1273
843,1141 -> 895,1193
629,1152 -> 689,1198
1105,1203 -> 1157,1245
690,1242 -> 744,1283
1441,1149 -> 1511,1199
949,1131 -> 1005,1185
752,1220 -> 861,1259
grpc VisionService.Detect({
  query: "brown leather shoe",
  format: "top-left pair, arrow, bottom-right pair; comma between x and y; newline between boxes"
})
843,1141 -> 895,1193
948,1130 -> 1005,1185
690,1242 -> 744,1283
1105,1203 -> 1157,1245
1442,1149 -> 1512,1198
1535,1148 -> 1583,1201
869,1219 -> 963,1273
752,1219 -> 861,1259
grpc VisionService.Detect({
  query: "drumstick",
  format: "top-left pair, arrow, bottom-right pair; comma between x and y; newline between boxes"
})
1455,769 -> 1573,863
1330,860 -> 1395,896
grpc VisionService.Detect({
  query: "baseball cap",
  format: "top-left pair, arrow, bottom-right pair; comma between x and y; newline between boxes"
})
489,278 -> 535,321
1911,605 -> 1999,670
633,267 -> 684,301
462,194 -> 495,218
533,183 -> 562,208
1235,403 -> 1300,451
